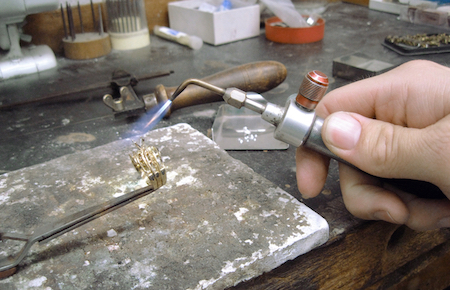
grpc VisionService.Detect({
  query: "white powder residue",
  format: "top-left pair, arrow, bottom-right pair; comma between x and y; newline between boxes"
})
176,176 -> 196,187
130,261 -> 157,289
28,276 -> 47,287
62,118 -> 70,126
107,229 -> 117,237
194,278 -> 217,290
0,184 -> 26,205
77,174 -> 105,193
159,135 -> 172,142
113,179 -> 147,198
278,197 -> 290,203
166,171 -> 179,182
190,251 -> 264,290
234,208 -> 249,222
260,210 -> 280,218
108,244 -> 120,252
221,261 -> 236,274
331,227 -> 345,236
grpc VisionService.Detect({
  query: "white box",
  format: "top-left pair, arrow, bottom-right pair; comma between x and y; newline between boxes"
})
369,0 -> 406,14
369,0 -> 436,15
168,1 -> 260,46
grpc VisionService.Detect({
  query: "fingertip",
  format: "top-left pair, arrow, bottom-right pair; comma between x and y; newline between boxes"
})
296,147 -> 330,198
343,185 -> 410,224
339,165 -> 410,224
398,195 -> 450,231
437,217 -> 450,228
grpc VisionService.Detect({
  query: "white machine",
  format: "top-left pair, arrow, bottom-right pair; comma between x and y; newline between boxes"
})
0,0 -> 59,80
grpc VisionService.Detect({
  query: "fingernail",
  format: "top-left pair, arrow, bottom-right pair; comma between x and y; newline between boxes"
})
324,112 -> 361,150
437,217 -> 450,228
301,194 -> 310,200
374,210 -> 400,224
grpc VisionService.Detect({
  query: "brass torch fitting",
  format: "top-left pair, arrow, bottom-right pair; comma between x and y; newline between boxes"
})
295,70 -> 329,111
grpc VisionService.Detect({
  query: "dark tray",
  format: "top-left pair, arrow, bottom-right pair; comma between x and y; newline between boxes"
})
383,34 -> 450,56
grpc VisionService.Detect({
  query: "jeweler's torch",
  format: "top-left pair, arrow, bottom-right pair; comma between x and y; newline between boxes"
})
171,70 -> 348,165
171,72 -> 446,199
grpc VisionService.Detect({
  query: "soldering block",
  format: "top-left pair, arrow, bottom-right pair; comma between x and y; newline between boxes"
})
168,1 -> 260,45
332,52 -> 394,81
0,123 -> 328,289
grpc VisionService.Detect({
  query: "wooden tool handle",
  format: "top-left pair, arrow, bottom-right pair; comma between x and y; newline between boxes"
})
154,61 -> 287,115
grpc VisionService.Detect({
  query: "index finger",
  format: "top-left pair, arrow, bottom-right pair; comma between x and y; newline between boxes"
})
316,60 -> 450,128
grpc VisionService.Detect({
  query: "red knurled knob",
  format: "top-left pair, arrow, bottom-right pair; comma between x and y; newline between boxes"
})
295,70 -> 329,110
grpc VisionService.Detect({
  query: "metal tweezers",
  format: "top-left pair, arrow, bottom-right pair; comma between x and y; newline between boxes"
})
0,185 -> 155,275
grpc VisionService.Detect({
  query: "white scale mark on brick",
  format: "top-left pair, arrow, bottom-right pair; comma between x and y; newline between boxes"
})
233,207 -> 249,221
108,244 -> 120,252
191,250 -> 265,290
107,229 -> 117,237
27,276 -> 47,287
130,260 -> 157,289
176,175 -> 197,187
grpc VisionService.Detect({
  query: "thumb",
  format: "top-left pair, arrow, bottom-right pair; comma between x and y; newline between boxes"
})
321,111 -> 435,182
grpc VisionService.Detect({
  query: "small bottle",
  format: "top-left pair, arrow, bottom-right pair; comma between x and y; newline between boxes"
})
153,26 -> 203,50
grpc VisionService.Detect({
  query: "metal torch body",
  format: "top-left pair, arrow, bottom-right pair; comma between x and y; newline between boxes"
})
259,95 -> 349,166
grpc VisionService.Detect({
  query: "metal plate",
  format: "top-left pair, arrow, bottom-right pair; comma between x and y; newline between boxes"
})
212,104 -> 289,150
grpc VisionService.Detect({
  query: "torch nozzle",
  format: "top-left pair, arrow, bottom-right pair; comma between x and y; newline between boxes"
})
171,78 -> 267,115
170,79 -> 226,101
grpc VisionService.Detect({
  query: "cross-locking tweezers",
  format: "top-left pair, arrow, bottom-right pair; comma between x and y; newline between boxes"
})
1,142 -> 166,278
0,185 -> 155,276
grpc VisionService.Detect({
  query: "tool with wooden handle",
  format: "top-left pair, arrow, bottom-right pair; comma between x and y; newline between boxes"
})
103,61 -> 287,119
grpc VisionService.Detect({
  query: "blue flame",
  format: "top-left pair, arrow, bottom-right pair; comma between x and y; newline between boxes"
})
142,100 -> 172,131
129,100 -> 172,136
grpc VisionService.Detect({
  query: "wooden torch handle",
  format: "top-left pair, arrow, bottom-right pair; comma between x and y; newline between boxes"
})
153,61 -> 287,115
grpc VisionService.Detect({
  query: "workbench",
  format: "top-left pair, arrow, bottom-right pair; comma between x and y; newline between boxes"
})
1,2 -> 450,289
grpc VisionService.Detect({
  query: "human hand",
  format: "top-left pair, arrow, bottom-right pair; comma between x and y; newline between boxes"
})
296,60 -> 450,231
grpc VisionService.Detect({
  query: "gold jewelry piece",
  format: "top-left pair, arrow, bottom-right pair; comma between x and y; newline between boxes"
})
130,139 -> 166,189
